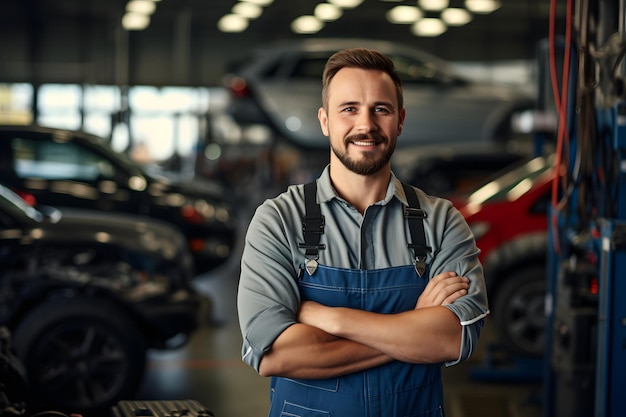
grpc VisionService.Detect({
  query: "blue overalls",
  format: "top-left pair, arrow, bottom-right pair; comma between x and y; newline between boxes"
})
267,182 -> 445,417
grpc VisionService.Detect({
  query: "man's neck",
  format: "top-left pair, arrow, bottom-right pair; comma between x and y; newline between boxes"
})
329,164 -> 391,214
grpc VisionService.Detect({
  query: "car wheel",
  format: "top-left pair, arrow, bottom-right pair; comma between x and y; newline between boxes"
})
11,297 -> 146,414
492,265 -> 547,357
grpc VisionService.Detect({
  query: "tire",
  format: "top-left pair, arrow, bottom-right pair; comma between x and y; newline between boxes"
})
11,297 -> 147,414
492,265 -> 547,357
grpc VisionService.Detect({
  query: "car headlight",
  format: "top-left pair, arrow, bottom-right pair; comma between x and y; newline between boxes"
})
181,200 -> 232,225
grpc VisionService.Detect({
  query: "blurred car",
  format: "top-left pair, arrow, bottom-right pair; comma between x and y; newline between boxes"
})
392,145 -> 530,196
0,182 -> 201,414
453,155 -> 553,356
225,38 -> 536,150
0,125 -> 237,275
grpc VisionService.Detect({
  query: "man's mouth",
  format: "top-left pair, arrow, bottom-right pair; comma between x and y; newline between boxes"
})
351,140 -> 377,146
346,133 -> 385,147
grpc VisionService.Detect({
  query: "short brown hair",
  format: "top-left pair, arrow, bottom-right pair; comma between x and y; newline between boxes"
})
321,48 -> 403,111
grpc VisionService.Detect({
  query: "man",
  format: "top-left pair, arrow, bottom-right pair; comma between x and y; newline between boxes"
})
238,47 -> 489,416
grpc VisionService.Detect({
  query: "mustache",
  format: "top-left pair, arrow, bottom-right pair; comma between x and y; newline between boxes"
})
345,132 -> 387,144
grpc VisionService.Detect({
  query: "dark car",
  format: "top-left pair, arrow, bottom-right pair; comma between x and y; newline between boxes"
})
392,145 -> 530,196
225,38 -> 536,150
453,155 -> 553,356
0,125 -> 237,275
0,183 -> 202,414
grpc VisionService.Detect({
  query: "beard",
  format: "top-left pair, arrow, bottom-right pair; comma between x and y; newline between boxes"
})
331,132 -> 396,176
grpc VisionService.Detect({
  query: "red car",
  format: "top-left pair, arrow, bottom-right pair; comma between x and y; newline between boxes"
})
453,155 -> 554,356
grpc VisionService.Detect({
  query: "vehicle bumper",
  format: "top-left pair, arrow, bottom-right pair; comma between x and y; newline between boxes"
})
133,289 -> 203,349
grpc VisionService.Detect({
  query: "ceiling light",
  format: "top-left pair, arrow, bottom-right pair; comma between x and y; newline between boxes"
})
291,15 -> 324,34
441,8 -> 472,26
217,14 -> 249,32
126,0 -> 156,14
122,12 -> 150,30
328,0 -> 364,9
315,3 -> 343,21
242,0 -> 274,6
418,0 -> 449,12
465,0 -> 501,14
412,18 -> 447,36
233,2 -> 263,19
386,6 -> 422,24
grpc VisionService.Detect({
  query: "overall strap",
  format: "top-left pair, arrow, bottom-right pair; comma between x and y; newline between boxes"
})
401,182 -> 431,277
298,181 -> 326,275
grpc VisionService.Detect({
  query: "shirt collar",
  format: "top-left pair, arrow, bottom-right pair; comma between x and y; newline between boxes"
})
316,164 -> 406,206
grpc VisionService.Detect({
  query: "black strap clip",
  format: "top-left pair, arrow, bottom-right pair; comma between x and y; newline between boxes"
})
298,182 -> 326,275
404,207 -> 427,219
298,214 -> 327,255
401,182 -> 432,277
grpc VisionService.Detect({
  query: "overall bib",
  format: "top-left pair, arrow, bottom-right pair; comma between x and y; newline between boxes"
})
267,183 -> 444,417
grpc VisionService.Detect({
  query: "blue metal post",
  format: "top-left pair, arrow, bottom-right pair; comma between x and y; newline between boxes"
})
596,219 -> 626,417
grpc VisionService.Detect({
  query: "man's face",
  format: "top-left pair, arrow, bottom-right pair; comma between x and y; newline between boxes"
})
318,67 -> 405,176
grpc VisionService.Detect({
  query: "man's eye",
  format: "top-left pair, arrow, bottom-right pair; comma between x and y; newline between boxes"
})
375,107 -> 390,113
342,107 -> 356,112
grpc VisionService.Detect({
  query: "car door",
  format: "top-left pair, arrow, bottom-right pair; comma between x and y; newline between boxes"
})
3,130 -> 146,214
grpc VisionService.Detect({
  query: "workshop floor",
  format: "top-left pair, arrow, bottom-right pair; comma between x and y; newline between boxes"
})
132,190 -> 545,417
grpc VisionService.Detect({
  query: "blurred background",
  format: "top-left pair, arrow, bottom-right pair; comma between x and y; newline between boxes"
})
1,0 -> 557,194
1,1 -> 624,417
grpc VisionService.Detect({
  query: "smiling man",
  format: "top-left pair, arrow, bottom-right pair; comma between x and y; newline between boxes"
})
237,47 -> 489,417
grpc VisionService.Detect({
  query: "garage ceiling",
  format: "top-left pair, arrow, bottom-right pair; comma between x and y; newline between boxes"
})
0,0 -> 567,87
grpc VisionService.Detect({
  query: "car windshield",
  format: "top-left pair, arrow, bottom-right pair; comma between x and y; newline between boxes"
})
0,185 -> 43,222
391,55 -> 445,84
12,136 -> 116,181
465,154 -> 555,205
278,51 -> 450,85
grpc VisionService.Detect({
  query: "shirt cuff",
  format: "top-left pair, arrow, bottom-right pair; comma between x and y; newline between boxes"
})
241,304 -> 296,372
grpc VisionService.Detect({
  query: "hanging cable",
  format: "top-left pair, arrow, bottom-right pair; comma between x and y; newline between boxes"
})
549,0 -> 574,254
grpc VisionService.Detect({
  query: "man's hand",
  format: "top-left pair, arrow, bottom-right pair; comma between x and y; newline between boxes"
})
298,300 -> 333,332
415,272 -> 469,309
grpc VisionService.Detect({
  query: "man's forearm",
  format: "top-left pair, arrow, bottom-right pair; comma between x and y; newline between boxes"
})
297,271 -> 469,364
259,322 -> 392,379
300,304 -> 462,364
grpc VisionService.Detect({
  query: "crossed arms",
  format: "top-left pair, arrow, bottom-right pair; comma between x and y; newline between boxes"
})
258,271 -> 469,379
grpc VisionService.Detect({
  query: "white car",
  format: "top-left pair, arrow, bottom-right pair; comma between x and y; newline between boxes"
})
225,38 -> 536,150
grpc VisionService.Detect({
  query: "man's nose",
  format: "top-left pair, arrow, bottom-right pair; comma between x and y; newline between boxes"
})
355,111 -> 377,132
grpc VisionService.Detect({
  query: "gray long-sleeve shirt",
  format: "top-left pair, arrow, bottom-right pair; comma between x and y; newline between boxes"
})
238,166 -> 490,372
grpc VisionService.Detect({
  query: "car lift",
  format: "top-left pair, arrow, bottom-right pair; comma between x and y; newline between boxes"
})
541,0 -> 626,416
470,2 -> 626,416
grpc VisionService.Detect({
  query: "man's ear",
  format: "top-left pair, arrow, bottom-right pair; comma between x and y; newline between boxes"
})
318,107 -> 329,137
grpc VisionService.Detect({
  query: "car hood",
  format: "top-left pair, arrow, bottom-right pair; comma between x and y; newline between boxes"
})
144,177 -> 237,229
145,170 -> 228,201
35,206 -> 185,261
456,197 -> 511,220
162,179 -> 231,204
